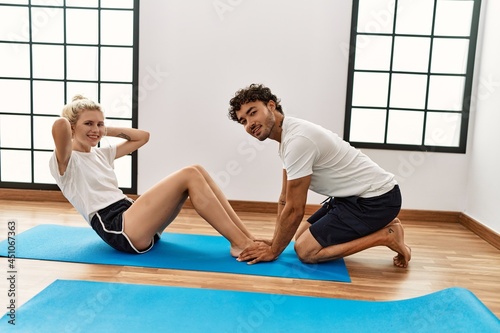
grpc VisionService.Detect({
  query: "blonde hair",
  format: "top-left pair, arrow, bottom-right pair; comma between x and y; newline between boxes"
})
61,95 -> 103,125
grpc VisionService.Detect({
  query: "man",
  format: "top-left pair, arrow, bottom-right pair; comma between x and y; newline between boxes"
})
228,83 -> 411,267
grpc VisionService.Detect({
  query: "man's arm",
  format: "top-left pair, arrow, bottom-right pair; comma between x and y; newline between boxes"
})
237,174 -> 311,264
255,169 -> 289,247
270,175 -> 311,257
277,169 -> 288,218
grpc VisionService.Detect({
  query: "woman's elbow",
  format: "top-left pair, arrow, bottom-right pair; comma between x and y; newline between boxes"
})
142,130 -> 151,143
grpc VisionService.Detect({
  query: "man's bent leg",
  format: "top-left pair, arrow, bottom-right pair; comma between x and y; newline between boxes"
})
294,221 -> 311,240
294,220 -> 411,267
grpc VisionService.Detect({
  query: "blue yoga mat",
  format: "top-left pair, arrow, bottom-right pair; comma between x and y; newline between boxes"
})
1,280 -> 499,332
0,224 -> 350,282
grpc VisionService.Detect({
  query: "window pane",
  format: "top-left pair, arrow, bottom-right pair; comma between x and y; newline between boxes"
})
66,9 -> 98,44
0,150 -> 31,182
100,83 -> 133,118
65,0 -> 98,7
352,72 -> 389,107
389,74 -> 427,109
349,108 -> 387,143
0,115 -> 31,148
33,116 -> 56,150
425,112 -> 461,146
66,82 -> 99,103
392,37 -> 431,72
387,110 -> 424,145
357,0 -> 394,34
0,43 -> 30,78
428,75 -> 465,111
33,80 -> 65,115
2,0 -> 28,4
67,46 -> 99,81
395,0 -> 434,35
101,0 -> 133,9
101,47 -> 133,82
101,10 -> 134,45
114,154 -> 132,188
435,0 -> 474,36
31,0 -> 64,4
431,38 -> 469,74
33,44 -> 65,79
354,35 -> 392,71
0,79 -> 30,113
34,151 -> 55,184
31,7 -> 64,43
102,119 -> 132,147
100,119 -> 132,188
0,5 -> 29,42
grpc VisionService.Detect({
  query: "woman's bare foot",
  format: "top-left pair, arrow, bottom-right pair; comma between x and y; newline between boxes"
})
230,239 -> 254,257
385,220 -> 411,268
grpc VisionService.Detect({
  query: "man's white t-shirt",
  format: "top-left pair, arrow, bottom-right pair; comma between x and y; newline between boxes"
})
278,117 -> 397,198
49,145 -> 127,224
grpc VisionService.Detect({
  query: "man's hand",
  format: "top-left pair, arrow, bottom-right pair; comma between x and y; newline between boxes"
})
254,239 -> 272,246
237,241 -> 278,265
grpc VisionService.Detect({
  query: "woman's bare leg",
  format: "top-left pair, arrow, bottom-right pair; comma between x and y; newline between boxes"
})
157,194 -> 188,234
123,165 -> 254,256
191,165 -> 254,239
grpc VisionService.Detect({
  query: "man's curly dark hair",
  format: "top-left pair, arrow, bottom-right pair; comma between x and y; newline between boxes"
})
228,84 -> 284,122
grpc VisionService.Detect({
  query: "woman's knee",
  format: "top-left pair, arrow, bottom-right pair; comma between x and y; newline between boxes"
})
190,164 -> 207,174
179,165 -> 210,194
179,165 -> 204,181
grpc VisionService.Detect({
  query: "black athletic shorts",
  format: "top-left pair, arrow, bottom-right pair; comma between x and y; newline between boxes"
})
90,198 -> 160,254
308,185 -> 402,247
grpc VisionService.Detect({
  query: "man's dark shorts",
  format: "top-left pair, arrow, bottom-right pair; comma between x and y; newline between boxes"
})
308,185 -> 402,247
90,198 -> 160,254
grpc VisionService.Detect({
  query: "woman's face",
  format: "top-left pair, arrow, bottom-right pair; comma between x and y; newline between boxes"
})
72,109 -> 105,152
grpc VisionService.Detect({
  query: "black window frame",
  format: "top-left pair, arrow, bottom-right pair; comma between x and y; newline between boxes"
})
343,0 -> 482,154
0,0 -> 140,194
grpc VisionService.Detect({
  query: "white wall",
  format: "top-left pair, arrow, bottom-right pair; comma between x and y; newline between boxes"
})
464,0 -> 500,233
138,0 -> 350,204
137,1 -> 484,221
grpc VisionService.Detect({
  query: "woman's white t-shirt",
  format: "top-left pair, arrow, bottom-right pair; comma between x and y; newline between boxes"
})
49,145 -> 127,224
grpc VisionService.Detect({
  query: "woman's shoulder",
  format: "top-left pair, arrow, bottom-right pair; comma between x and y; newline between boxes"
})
93,145 -> 117,161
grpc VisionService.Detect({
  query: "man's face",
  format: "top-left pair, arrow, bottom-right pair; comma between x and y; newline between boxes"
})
235,101 -> 276,141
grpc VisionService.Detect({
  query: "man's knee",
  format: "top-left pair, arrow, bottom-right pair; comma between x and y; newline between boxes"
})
294,238 -> 320,264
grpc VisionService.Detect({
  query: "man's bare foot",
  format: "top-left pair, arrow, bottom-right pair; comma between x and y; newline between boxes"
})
387,218 -> 402,226
393,245 -> 411,268
385,221 -> 411,268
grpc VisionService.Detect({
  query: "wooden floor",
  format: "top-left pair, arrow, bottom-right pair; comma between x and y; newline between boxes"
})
1,199 -> 499,318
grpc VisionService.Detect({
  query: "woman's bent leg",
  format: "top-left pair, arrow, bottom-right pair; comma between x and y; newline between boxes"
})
123,165 -> 253,255
192,165 -> 254,239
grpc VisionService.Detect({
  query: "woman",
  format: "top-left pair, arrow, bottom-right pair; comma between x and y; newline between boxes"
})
50,95 -> 254,256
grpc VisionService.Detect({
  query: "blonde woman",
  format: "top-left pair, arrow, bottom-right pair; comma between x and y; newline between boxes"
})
50,95 -> 254,256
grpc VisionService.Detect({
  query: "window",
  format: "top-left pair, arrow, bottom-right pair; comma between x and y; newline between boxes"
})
0,0 -> 139,193
344,0 -> 481,153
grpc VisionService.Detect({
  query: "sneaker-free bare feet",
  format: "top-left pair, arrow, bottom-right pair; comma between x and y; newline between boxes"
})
230,239 -> 254,258
393,245 -> 412,268
385,219 -> 411,268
